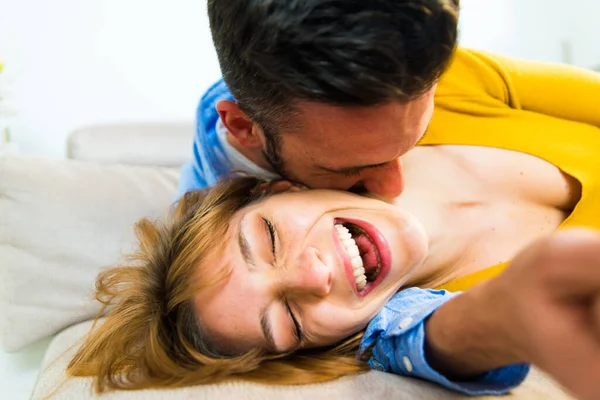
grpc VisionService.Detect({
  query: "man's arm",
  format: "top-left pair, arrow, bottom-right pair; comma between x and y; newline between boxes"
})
424,228 -> 600,400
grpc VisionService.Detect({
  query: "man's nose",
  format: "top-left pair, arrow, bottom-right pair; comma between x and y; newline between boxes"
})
362,158 -> 405,198
284,247 -> 332,297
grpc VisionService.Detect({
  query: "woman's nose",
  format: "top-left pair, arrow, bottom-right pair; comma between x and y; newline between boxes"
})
284,247 -> 332,297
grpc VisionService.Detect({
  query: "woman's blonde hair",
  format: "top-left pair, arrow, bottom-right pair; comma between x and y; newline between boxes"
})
67,176 -> 369,393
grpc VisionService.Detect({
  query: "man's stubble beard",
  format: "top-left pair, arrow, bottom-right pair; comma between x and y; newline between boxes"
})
262,132 -> 294,182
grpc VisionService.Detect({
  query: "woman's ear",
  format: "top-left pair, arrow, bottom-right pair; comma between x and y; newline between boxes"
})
216,100 -> 262,149
258,180 -> 309,196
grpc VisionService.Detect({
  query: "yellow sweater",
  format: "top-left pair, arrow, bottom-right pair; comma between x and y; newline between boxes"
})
424,48 -> 600,292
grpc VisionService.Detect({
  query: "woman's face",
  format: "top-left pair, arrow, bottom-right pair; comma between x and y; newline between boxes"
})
193,189 -> 428,355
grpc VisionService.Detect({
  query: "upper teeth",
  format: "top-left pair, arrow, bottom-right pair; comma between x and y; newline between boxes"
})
335,224 -> 368,291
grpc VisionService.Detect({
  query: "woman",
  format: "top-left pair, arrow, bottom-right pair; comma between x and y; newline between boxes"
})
67,49 -> 600,396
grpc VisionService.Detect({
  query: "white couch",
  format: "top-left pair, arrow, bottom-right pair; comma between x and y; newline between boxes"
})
0,124 -> 575,399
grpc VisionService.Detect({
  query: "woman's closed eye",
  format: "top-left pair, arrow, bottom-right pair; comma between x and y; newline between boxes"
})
284,299 -> 304,345
260,216 -> 304,346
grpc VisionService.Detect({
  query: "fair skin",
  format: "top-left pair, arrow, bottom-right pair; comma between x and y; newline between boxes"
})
193,145 -> 600,399
426,230 -> 600,400
209,79 -> 600,398
215,87 -> 436,199
194,188 -> 429,354
195,141 -> 579,354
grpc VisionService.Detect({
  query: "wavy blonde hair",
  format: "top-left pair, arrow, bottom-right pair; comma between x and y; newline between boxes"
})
67,176 -> 369,393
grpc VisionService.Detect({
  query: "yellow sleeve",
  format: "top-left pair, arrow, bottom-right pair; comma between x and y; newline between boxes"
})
470,49 -> 600,128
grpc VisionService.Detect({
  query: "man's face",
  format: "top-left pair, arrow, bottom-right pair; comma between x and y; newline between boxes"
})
268,88 -> 436,198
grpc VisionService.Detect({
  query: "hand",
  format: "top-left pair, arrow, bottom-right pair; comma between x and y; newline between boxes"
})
485,228 -> 600,400
425,228 -> 600,400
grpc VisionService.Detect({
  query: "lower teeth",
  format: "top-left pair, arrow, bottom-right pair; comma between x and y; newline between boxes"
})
356,264 -> 381,291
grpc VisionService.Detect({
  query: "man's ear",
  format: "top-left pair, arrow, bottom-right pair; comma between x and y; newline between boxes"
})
216,100 -> 263,149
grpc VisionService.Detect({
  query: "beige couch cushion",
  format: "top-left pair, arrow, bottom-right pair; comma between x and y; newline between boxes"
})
0,154 -> 179,351
32,320 -> 574,400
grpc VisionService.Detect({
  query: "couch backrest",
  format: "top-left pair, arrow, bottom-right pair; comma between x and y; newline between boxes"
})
67,123 -> 194,167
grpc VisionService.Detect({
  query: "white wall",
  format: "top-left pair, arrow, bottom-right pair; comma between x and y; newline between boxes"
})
0,0 -> 220,156
459,0 -> 600,68
567,1 -> 600,70
0,0 -> 599,156
460,0 -> 565,63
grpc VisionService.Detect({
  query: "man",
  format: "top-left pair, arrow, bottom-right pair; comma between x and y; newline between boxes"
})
179,0 -> 459,199
180,1 -> 600,399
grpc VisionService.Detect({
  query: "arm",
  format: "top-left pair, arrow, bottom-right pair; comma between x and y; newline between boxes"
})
424,281 -> 522,378
425,228 -> 600,400
360,288 -> 529,396
476,49 -> 600,127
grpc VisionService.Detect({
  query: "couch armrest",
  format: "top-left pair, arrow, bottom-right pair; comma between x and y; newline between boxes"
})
66,122 -> 194,167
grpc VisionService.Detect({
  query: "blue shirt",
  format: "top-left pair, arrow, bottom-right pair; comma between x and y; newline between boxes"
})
359,288 -> 530,396
179,79 -> 234,196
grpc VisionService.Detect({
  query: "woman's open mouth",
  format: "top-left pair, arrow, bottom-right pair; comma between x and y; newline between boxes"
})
333,218 -> 391,297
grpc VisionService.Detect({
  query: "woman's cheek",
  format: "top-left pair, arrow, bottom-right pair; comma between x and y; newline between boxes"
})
331,309 -> 369,337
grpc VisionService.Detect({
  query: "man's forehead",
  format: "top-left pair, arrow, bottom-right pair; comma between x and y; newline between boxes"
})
291,103 -> 411,144
292,91 -> 433,133
296,100 -> 410,119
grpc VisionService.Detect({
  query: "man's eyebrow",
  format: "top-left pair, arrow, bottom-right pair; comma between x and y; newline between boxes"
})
260,303 -> 277,350
238,215 -> 255,269
317,161 -> 390,174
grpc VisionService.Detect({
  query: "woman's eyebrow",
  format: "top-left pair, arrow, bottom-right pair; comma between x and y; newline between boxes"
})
238,214 -> 255,270
260,303 -> 277,350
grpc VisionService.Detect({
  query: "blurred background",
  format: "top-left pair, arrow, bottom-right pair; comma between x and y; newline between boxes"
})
0,0 -> 599,156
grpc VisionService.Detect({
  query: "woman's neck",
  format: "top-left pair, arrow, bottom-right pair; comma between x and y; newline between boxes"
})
370,144 -> 575,289
369,147 -> 488,288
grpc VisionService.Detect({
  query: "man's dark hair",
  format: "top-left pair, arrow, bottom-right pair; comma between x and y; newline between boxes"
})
208,0 -> 459,169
